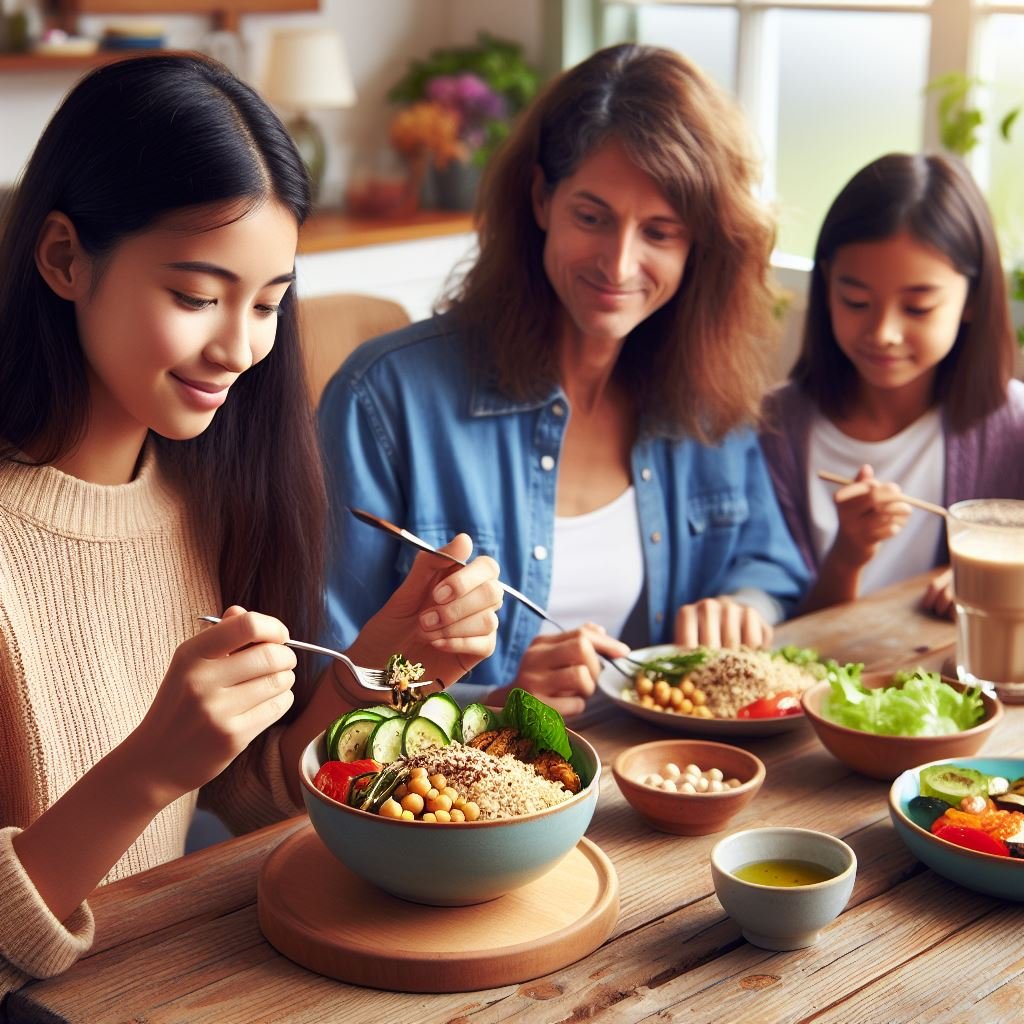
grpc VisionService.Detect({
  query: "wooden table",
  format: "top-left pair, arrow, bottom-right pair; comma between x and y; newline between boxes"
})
10,575 -> 1024,1024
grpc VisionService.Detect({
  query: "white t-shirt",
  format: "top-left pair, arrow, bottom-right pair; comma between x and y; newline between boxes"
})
808,409 -> 945,594
540,485 -> 645,639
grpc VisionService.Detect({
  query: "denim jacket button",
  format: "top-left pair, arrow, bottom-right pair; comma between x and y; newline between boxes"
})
650,531 -> 662,543
540,454 -> 555,471
640,467 -> 652,481
551,402 -> 565,417
533,545 -> 548,560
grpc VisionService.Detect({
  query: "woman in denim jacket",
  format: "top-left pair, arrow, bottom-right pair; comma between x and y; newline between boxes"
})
319,44 -> 808,714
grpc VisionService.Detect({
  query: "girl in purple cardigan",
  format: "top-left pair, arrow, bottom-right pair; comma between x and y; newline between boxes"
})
760,153 -> 1024,616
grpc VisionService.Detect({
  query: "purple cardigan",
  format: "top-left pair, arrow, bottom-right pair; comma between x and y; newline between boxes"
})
758,378 -> 1024,572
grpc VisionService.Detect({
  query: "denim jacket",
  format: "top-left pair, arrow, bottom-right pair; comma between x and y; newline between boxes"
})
318,316 -> 809,696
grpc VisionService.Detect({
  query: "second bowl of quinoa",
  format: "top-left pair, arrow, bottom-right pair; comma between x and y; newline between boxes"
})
597,645 -> 822,737
299,725 -> 601,906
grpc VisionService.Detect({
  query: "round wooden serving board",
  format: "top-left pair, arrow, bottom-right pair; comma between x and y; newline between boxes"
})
257,823 -> 619,992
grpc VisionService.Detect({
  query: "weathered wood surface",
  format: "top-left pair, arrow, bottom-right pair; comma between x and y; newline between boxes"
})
12,575 -> 1023,1024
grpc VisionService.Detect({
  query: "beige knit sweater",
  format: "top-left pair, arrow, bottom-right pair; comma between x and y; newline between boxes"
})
0,448 -> 301,996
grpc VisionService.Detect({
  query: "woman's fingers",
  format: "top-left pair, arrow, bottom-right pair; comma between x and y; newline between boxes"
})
191,608 -> 290,660
675,598 -> 771,649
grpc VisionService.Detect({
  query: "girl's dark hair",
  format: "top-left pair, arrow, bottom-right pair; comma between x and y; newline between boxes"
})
791,152 -> 1014,431
0,54 -> 325,707
445,43 -> 778,443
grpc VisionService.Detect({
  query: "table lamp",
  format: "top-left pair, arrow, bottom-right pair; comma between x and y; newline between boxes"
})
262,27 -> 356,205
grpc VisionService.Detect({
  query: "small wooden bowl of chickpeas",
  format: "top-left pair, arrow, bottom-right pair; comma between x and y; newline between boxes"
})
612,739 -> 766,835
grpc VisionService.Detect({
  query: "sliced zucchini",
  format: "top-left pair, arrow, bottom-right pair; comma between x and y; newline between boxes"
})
402,716 -> 449,756
415,692 -> 461,738
334,718 -> 378,762
324,714 -> 348,760
460,703 -> 498,744
368,704 -> 402,719
368,716 -> 405,764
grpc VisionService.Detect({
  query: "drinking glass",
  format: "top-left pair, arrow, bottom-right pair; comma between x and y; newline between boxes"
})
947,499 -> 1024,703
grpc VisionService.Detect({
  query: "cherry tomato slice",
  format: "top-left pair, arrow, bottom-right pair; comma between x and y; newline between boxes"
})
736,691 -> 803,719
313,759 -> 382,802
931,823 -> 1010,857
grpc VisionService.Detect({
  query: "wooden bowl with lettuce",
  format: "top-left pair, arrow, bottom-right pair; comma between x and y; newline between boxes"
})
801,667 -> 1002,781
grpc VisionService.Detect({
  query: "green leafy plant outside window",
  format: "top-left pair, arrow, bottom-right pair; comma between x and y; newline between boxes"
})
927,72 -> 1024,347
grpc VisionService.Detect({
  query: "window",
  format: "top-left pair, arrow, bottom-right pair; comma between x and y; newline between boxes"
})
577,0 -> 1024,264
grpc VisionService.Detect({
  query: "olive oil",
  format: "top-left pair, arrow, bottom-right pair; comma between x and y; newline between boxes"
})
733,859 -> 836,887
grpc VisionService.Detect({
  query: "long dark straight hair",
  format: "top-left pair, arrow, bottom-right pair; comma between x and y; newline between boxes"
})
0,55 -> 326,706
447,44 -> 778,443
791,152 -> 1014,431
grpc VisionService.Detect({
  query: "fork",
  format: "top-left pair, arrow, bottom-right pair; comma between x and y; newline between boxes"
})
194,616 -> 438,695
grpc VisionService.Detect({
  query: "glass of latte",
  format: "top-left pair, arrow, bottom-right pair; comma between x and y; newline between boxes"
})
948,499 -> 1024,703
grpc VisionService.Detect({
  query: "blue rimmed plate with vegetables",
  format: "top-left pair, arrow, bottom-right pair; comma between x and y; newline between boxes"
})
890,757 -> 1024,900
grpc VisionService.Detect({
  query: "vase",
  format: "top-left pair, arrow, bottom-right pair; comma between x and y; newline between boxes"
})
428,159 -> 482,211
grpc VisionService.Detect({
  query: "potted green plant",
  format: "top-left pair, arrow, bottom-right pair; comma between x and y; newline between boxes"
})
387,33 -> 539,210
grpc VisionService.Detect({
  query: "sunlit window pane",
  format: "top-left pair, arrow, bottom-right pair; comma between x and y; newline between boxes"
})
985,13 -> 1024,263
773,10 -> 929,257
635,5 -> 738,95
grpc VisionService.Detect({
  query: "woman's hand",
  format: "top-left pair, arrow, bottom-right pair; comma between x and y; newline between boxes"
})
921,566 -> 956,620
131,606 -> 297,805
494,624 -> 630,718
831,464 -> 912,568
346,533 -> 503,688
675,596 -> 772,649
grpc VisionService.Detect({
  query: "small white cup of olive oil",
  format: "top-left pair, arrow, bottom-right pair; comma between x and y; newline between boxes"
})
710,826 -> 857,950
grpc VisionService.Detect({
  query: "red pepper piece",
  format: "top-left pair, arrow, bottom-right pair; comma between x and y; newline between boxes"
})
932,823 -> 1010,857
737,691 -> 803,719
313,758 -> 382,802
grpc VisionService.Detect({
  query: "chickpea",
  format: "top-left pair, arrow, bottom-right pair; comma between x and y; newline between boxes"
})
639,694 -> 656,708
450,808 -> 466,822
401,792 -> 425,816
409,766 -> 428,780
379,798 -> 403,819
681,679 -> 695,697
462,801 -> 481,821
668,688 -> 684,710
443,786 -> 459,802
692,689 -> 707,706
695,705 -> 713,719
434,809 -> 452,823
401,809 -> 415,820
422,812 -> 437,823
635,676 -> 654,696
426,793 -> 453,814
428,773 -> 447,790
407,775 -> 431,798
392,782 -> 409,799
664,762 -> 681,780
706,768 -> 724,782
680,697 -> 694,714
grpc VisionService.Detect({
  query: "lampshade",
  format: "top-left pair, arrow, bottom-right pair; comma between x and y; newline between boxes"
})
262,27 -> 356,111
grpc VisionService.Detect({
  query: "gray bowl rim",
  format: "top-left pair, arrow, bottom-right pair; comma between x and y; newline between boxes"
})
710,825 -> 858,887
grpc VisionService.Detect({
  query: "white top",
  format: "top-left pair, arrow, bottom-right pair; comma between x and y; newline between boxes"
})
541,485 -> 645,639
808,409 -> 945,594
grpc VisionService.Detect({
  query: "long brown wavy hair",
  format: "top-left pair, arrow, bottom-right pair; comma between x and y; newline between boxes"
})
445,43 -> 779,443
0,56 -> 325,709
790,152 -> 1014,432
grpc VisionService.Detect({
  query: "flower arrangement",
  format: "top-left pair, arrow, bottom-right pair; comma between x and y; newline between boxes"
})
387,33 -> 539,171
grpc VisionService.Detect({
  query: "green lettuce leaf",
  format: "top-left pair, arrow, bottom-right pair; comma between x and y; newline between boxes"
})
500,688 -> 572,759
821,666 -> 985,736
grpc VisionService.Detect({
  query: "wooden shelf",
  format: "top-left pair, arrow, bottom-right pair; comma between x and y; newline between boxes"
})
0,48 -> 180,72
298,210 -> 475,254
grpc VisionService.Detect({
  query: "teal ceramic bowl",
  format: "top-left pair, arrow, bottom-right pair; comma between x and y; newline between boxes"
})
889,756 -> 1024,901
300,728 -> 601,906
